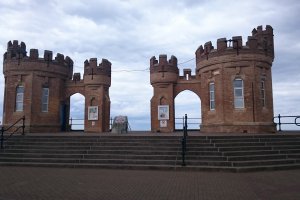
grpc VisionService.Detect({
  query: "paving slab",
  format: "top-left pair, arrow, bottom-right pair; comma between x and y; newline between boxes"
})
0,166 -> 299,200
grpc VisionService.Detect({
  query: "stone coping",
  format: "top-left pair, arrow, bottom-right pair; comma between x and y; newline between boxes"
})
8,130 -> 300,137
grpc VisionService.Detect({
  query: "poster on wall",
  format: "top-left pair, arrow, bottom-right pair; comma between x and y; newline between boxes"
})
160,120 -> 167,127
88,106 -> 98,120
158,105 -> 169,120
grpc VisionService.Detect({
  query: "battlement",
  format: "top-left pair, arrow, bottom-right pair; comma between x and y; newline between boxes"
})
84,58 -> 111,77
150,55 -> 179,74
4,40 -> 74,68
195,25 -> 274,62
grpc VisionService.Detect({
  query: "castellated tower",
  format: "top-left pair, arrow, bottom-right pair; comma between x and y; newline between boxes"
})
2,40 -> 111,133
195,25 -> 276,133
82,58 -> 111,132
150,54 -> 202,133
150,25 -> 276,133
150,55 -> 179,132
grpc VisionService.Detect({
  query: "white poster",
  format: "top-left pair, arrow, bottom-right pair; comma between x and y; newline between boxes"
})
88,106 -> 98,120
158,105 -> 169,120
160,120 -> 167,127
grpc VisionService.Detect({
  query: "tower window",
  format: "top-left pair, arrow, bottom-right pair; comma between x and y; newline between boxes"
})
42,88 -> 49,112
234,79 -> 244,108
209,82 -> 215,110
15,86 -> 24,112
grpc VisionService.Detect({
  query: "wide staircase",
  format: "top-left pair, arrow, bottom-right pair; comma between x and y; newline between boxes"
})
1,134 -> 300,172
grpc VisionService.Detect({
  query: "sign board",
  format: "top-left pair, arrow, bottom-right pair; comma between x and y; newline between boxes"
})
160,120 -> 167,127
158,105 -> 169,120
88,106 -> 98,120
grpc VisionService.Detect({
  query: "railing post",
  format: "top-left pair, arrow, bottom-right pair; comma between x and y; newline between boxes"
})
296,116 -> 300,127
182,114 -> 188,166
184,114 -> 188,138
1,126 -> 4,149
70,117 -> 72,131
278,114 -> 282,132
22,116 -> 25,135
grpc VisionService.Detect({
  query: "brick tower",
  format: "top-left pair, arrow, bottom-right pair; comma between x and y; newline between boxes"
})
196,25 -> 275,133
2,40 -> 111,133
150,25 -> 276,133
83,58 -> 111,132
150,55 -> 179,132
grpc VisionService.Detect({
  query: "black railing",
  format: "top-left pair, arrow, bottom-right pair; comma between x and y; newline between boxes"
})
181,114 -> 188,166
69,117 -> 115,131
175,117 -> 201,131
69,118 -> 84,131
273,114 -> 300,131
1,116 -> 25,149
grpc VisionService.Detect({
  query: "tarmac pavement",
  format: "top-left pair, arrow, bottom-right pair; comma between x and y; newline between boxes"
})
0,166 -> 299,200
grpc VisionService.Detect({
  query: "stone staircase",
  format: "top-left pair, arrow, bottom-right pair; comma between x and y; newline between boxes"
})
1,134 -> 300,172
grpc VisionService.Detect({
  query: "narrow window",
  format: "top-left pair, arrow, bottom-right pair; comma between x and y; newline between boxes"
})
209,82 -> 215,110
15,86 -> 24,112
42,88 -> 49,112
261,80 -> 266,107
234,79 -> 244,108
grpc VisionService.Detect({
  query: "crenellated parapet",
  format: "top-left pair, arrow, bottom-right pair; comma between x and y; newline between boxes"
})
84,58 -> 111,77
195,25 -> 274,64
150,54 -> 178,74
3,40 -> 74,78
83,58 -> 111,87
150,55 -> 179,84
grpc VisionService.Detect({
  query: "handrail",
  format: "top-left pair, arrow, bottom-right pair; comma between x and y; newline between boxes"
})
175,117 -> 201,131
69,118 -> 84,131
1,116 -> 25,149
181,114 -> 188,166
69,117 -> 115,131
273,114 -> 300,131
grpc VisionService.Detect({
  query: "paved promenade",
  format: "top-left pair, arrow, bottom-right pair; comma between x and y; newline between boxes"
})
0,167 -> 299,200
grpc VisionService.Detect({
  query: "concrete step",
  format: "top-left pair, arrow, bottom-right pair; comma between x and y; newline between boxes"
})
4,145 -> 184,151
2,134 -> 300,172
1,148 -> 181,155
4,141 -> 213,148
287,154 -> 300,159
232,159 -> 298,167
223,150 -> 281,156
207,135 -> 300,140
218,146 -> 272,151
0,153 -> 226,161
215,142 -> 266,147
227,154 -> 288,161
0,157 -> 181,165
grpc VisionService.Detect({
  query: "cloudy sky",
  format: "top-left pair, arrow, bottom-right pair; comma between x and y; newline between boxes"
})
0,0 -> 299,130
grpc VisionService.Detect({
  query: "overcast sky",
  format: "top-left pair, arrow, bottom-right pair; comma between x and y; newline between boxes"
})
0,0 -> 299,130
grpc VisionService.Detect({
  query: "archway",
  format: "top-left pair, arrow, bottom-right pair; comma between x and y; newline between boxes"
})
69,93 -> 85,131
175,90 -> 201,130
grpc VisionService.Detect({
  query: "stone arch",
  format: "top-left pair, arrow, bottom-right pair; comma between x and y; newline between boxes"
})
65,87 -> 85,100
174,89 -> 202,130
174,85 -> 201,99
69,93 -> 85,131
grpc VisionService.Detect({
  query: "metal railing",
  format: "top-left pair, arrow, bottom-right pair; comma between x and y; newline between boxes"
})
181,114 -> 188,166
69,117 -> 125,131
273,114 -> 300,131
175,117 -> 201,131
1,116 -> 25,149
69,118 -> 84,131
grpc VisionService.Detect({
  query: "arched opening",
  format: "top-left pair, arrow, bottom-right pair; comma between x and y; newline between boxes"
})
175,90 -> 201,130
69,93 -> 85,131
